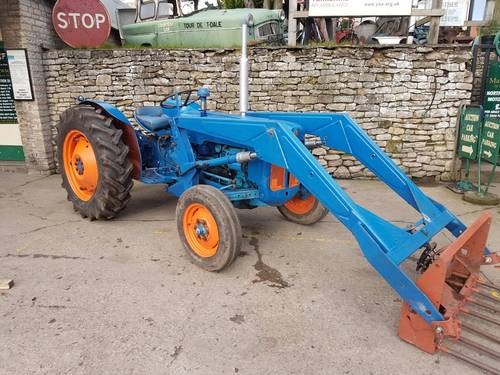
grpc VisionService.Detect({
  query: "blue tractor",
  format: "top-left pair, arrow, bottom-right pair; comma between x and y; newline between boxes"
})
58,23 -> 499,370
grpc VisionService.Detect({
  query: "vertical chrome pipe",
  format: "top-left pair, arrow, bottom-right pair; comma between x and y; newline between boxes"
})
240,22 -> 248,117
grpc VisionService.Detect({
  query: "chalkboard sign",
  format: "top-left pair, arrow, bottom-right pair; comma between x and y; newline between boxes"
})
458,107 -> 481,160
0,43 -> 17,124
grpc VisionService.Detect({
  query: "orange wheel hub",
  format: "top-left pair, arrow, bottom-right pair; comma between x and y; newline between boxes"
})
63,130 -> 98,201
284,194 -> 316,215
183,203 -> 219,257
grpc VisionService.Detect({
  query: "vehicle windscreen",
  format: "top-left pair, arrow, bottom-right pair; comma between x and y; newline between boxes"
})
180,0 -> 219,16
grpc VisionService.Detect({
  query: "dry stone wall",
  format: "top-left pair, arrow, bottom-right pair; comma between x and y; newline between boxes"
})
44,45 -> 473,181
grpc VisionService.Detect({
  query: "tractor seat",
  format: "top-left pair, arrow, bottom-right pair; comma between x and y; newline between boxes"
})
134,106 -> 172,132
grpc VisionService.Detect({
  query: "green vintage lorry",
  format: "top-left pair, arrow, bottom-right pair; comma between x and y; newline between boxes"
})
119,0 -> 285,48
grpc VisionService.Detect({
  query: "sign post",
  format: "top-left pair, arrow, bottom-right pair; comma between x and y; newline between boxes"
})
465,115 -> 500,205
448,106 -> 481,193
477,117 -> 500,194
463,62 -> 500,205
484,62 -> 500,121
52,0 -> 111,48
458,107 -> 481,161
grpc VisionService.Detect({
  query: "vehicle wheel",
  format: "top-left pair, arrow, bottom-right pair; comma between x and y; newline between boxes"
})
278,193 -> 328,225
176,185 -> 242,271
57,105 -> 133,220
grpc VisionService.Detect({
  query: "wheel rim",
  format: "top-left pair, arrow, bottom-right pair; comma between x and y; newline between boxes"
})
183,203 -> 219,258
63,130 -> 98,201
284,194 -> 316,215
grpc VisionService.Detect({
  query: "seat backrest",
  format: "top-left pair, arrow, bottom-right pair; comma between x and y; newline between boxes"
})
135,106 -> 164,117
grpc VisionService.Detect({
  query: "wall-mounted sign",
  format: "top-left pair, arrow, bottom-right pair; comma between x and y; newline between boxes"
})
0,45 -> 17,124
309,0 -> 413,17
484,62 -> 500,120
458,107 -> 481,160
6,49 -> 34,101
440,0 -> 470,26
52,0 -> 111,48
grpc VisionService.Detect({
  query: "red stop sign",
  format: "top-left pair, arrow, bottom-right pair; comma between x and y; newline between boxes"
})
52,0 -> 111,48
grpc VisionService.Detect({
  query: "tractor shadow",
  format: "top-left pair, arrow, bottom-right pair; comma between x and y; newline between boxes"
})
119,182 -> 177,221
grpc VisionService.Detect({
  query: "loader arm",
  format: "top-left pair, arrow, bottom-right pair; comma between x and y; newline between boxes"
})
174,111 -> 482,324
248,112 -> 469,238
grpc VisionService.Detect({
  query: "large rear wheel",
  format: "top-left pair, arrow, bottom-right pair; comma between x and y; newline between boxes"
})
176,185 -> 242,271
57,105 -> 133,220
278,192 -> 328,225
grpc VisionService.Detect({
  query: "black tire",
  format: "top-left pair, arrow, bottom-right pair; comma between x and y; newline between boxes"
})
176,185 -> 242,272
278,194 -> 328,225
57,105 -> 134,220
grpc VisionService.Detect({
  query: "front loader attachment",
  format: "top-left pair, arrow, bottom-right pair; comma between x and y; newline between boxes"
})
244,111 -> 500,371
176,109 -> 499,371
400,212 -> 500,373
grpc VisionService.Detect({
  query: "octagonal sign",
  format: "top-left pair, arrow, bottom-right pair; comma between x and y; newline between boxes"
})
52,0 -> 111,48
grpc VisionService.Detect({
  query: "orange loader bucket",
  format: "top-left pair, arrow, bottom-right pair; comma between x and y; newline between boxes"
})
399,212 -> 500,373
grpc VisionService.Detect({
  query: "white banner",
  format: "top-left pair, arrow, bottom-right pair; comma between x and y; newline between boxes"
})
309,0 -> 413,17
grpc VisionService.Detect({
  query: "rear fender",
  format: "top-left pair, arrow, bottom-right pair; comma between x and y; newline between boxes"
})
81,100 -> 142,180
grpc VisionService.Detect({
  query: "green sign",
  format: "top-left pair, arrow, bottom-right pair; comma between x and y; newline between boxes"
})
480,117 -> 500,164
484,62 -> 500,120
0,42 -> 17,124
458,107 -> 482,160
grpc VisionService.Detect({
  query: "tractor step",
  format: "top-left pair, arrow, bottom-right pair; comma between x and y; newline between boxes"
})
399,212 -> 500,373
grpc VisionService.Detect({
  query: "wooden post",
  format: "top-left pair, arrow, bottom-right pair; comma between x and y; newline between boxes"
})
263,0 -> 271,9
288,0 -> 297,47
273,0 -> 282,9
428,0 -> 442,44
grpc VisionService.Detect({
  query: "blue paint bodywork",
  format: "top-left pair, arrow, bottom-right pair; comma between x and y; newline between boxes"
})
79,92 -> 487,326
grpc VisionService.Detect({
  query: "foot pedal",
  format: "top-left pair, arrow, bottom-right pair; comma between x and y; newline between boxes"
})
398,212 -> 500,373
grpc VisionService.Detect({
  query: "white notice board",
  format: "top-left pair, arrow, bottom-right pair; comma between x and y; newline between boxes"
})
6,49 -> 34,101
440,0 -> 469,26
309,0 -> 413,17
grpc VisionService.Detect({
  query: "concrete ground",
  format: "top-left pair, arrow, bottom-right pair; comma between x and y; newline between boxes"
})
0,172 -> 499,375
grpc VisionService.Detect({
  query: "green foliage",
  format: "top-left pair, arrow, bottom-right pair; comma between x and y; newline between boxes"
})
222,0 -> 245,9
480,21 -> 499,36
221,0 -> 264,9
480,4 -> 500,36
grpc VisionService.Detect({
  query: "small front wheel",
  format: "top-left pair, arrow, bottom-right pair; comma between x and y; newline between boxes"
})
176,185 -> 242,271
278,192 -> 328,225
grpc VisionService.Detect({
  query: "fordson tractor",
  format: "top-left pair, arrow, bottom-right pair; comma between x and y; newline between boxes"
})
58,23 -> 499,372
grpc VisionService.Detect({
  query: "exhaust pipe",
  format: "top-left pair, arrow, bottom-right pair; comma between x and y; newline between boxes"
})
240,16 -> 252,117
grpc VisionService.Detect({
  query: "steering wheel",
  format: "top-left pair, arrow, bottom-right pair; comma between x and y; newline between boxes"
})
161,89 -> 199,109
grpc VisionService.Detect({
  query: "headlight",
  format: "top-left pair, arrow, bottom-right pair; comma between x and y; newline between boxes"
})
279,9 -> 285,21
244,14 -> 254,27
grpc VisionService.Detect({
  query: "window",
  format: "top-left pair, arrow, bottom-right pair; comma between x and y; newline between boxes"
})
138,0 -> 156,21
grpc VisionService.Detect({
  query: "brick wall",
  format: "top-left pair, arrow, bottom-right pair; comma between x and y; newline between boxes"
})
44,45 -> 473,181
0,0 -> 63,173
